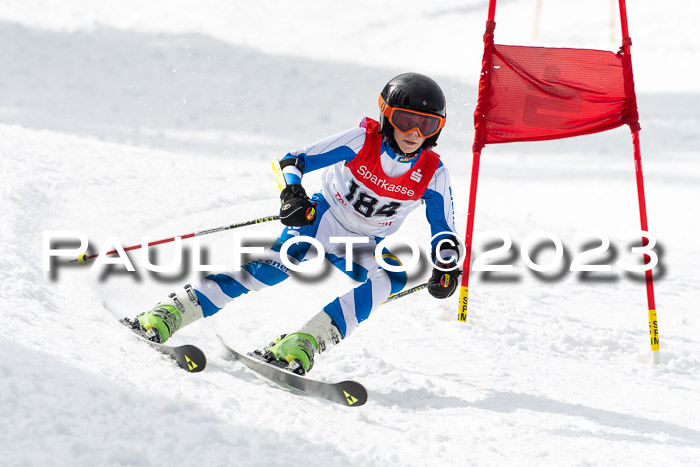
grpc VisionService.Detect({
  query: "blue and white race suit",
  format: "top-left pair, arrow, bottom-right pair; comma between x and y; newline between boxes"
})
192,118 -> 457,337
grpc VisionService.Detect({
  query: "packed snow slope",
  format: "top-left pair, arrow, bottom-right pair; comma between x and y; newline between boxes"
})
1,1 -> 699,466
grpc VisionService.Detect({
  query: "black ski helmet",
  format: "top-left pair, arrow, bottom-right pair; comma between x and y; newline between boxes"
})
379,72 -> 447,150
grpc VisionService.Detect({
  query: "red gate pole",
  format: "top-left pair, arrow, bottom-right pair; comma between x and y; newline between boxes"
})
458,0 -> 498,322
618,0 -> 660,363
458,151 -> 482,322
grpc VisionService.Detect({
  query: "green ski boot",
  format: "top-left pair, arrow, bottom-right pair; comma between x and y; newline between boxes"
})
123,284 -> 204,344
136,305 -> 182,344
266,333 -> 319,375
263,311 -> 343,375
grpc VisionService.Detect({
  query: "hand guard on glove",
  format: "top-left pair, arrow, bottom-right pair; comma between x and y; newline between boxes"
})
279,184 -> 317,227
427,261 -> 461,299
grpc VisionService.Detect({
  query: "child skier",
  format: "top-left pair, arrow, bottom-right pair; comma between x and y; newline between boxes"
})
123,72 -> 461,375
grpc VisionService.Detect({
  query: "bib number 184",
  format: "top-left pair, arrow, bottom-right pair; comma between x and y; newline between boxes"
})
345,180 -> 400,218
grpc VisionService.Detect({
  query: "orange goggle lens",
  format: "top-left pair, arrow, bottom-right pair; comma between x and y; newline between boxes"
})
379,95 -> 445,138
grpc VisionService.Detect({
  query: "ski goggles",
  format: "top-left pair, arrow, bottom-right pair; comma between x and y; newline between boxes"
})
378,95 -> 445,138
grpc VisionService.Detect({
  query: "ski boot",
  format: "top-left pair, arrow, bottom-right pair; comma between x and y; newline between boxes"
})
262,311 -> 342,375
121,304 -> 181,344
264,333 -> 318,375
121,284 -> 204,344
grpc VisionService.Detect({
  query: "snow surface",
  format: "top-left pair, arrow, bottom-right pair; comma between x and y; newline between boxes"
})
1,1 -> 699,465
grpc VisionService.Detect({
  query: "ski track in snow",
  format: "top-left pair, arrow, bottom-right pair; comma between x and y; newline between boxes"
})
1,1 -> 699,466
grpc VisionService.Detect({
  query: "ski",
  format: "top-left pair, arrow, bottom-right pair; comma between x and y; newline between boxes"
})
103,302 -> 206,372
217,335 -> 368,407
125,324 -> 207,373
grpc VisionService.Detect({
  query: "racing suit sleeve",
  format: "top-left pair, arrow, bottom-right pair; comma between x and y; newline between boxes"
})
279,126 -> 367,185
422,162 -> 460,264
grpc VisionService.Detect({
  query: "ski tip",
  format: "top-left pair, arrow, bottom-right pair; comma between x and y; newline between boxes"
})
179,346 -> 207,373
339,382 -> 368,407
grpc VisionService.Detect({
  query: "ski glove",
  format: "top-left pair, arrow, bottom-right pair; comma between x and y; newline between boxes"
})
428,262 -> 461,299
279,184 -> 317,227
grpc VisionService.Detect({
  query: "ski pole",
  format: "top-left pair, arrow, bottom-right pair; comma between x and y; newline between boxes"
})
382,271 -> 458,304
73,214 -> 280,264
76,160 -> 287,264
381,282 -> 428,304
